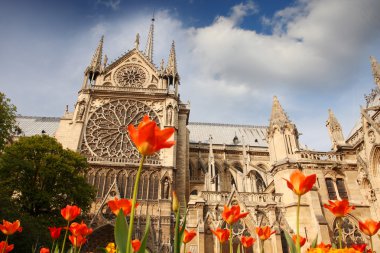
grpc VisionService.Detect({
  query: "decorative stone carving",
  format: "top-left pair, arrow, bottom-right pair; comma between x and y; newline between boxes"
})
81,99 -> 160,160
114,64 -> 148,87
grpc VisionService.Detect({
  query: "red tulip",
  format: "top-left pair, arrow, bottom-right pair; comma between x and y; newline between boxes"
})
323,199 -> 355,217
68,234 -> 87,248
40,247 -> 50,253
358,219 -> 380,236
211,228 -> 230,244
241,236 -> 255,248
48,227 -> 62,240
128,115 -> 175,156
0,220 -> 22,235
352,244 -> 367,252
131,239 -> 141,252
221,205 -> 249,225
284,169 -> 316,196
108,197 -> 138,216
0,241 -> 14,253
61,205 -> 81,221
255,226 -> 275,241
291,235 -> 306,247
69,221 -> 93,237
183,229 -> 197,243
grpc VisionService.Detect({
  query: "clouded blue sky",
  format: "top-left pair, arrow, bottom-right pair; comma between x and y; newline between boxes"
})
1,0 -> 380,151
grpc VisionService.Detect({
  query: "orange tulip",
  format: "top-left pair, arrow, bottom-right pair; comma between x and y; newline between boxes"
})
108,197 -> 138,216
316,242 -> 332,250
221,205 -> 249,225
255,226 -> 275,241
68,234 -> 87,248
211,228 -> 230,244
291,235 -> 306,247
358,219 -> 380,236
40,247 -> 50,253
352,244 -> 367,252
0,241 -> 14,253
48,227 -> 62,240
284,169 -> 316,196
61,205 -> 81,221
69,221 -> 93,237
0,220 -> 22,235
131,239 -> 141,252
323,199 -> 355,218
128,115 -> 175,156
241,236 -> 255,248
183,229 -> 197,243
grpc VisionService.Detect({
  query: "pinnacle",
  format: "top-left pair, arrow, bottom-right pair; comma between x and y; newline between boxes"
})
269,96 -> 290,127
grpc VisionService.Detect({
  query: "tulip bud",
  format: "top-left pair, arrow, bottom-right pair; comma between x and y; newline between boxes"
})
172,191 -> 179,212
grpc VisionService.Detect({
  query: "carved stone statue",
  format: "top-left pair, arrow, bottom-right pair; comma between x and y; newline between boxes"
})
163,178 -> 170,199
77,103 -> 85,121
166,107 -> 173,125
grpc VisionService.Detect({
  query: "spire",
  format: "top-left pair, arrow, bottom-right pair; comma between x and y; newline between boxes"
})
166,41 -> 178,76
88,35 -> 104,73
326,109 -> 345,149
269,96 -> 290,127
135,33 -> 140,50
144,14 -> 155,63
370,56 -> 380,89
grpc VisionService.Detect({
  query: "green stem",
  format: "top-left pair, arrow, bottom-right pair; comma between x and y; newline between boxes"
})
260,239 -> 264,253
220,242 -> 222,253
126,155 -> 146,253
296,195 -> 301,253
183,242 -> 186,253
229,225 -> 233,253
338,218 -> 342,249
60,220 -> 70,253
174,208 -> 180,253
1,236 -> 8,253
370,236 -> 374,253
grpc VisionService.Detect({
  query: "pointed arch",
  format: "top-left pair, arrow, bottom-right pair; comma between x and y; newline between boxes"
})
84,224 -> 114,252
332,216 -> 365,247
117,170 -> 128,198
370,145 -> 380,176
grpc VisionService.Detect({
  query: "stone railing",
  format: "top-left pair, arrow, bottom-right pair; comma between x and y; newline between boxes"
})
91,85 -> 168,94
297,151 -> 343,162
200,191 -> 282,205
86,155 -> 162,165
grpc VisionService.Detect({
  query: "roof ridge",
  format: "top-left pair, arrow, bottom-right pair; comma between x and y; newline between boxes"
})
16,115 -> 61,120
188,122 -> 268,128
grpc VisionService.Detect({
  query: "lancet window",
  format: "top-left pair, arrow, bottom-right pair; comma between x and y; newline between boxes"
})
325,177 -> 348,200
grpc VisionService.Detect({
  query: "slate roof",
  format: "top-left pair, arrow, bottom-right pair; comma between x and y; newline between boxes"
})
188,122 -> 268,147
15,116 -> 269,147
16,116 -> 60,137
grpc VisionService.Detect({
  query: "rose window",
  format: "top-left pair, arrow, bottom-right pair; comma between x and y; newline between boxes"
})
82,99 -> 160,160
114,64 -> 147,87
332,217 -> 365,247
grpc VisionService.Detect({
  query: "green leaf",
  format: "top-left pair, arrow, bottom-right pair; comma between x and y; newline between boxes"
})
174,209 -> 181,253
237,243 -> 241,253
115,209 -> 129,253
179,209 -> 187,244
310,234 -> 318,248
331,243 -> 337,249
283,230 -> 296,253
138,215 -> 151,253
54,244 -> 59,253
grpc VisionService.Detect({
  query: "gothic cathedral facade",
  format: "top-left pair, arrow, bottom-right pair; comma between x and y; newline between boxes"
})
50,23 -> 380,252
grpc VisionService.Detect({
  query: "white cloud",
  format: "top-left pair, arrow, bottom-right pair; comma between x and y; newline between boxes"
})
1,0 -> 380,151
96,0 -> 121,11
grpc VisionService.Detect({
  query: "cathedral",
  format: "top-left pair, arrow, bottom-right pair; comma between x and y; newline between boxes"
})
15,20 -> 380,252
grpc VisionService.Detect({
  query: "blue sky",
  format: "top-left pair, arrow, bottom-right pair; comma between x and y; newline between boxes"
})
1,0 -> 380,151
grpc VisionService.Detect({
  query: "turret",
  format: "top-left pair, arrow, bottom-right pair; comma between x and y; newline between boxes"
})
82,36 -> 104,89
326,109 -> 346,150
267,96 -> 300,163
165,41 -> 180,95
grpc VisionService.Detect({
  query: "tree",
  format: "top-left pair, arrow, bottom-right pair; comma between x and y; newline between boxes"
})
0,92 -> 17,151
0,135 -> 95,216
0,135 -> 95,251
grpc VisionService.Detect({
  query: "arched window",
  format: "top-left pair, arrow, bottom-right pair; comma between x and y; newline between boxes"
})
126,173 -> 135,199
333,217 -> 365,247
94,171 -> 101,197
336,178 -> 348,199
148,172 -> 159,200
103,171 -> 113,198
255,172 -> 266,193
117,171 -> 127,198
325,178 -> 337,200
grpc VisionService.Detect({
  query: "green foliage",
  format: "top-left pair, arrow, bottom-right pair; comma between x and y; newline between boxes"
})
0,92 -> 17,151
114,210 -> 129,253
284,230 -> 296,253
138,215 -> 150,253
0,135 -> 95,252
311,234 -> 318,248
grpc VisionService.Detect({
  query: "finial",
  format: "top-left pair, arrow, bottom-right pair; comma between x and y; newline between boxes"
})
65,105 -> 69,113
166,40 -> 177,76
144,14 -> 155,63
135,33 -> 140,50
